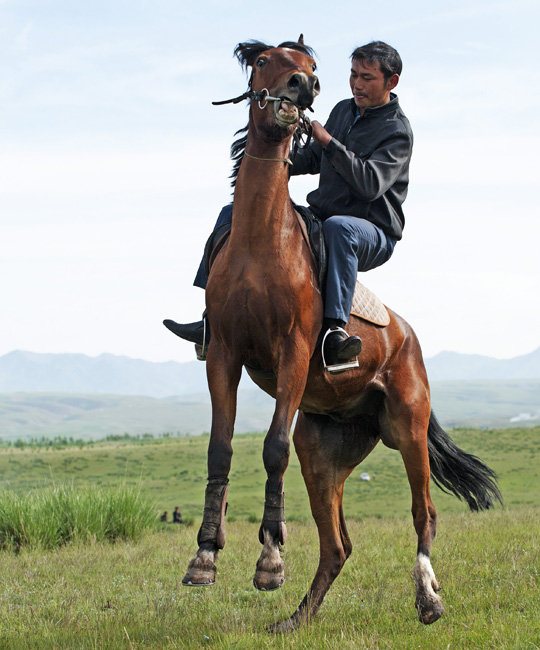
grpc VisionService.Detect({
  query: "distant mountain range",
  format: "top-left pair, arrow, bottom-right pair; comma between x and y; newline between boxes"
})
1,348 -> 539,397
0,349 -> 539,439
425,348 -> 540,381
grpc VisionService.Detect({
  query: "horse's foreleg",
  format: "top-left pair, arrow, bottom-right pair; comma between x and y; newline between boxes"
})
385,387 -> 444,624
182,345 -> 242,587
253,344 -> 310,592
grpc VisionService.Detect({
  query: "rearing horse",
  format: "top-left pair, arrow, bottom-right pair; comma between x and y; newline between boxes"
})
182,37 -> 500,632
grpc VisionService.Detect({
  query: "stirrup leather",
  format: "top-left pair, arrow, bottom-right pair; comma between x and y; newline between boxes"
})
321,327 -> 360,374
195,314 -> 208,361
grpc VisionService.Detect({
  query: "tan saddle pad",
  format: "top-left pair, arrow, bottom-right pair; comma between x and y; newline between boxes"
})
350,281 -> 390,326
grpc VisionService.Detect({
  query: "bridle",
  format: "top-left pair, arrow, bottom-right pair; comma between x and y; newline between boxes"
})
212,87 -> 314,164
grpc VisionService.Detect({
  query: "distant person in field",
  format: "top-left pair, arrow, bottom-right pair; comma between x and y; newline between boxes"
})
160,511 -> 168,523
172,506 -> 183,523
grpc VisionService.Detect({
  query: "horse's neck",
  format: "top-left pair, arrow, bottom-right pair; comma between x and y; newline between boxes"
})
230,133 -> 295,245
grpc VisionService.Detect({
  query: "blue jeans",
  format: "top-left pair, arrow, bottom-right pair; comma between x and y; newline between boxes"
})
193,204 -> 233,289
322,216 -> 395,322
193,205 -> 396,322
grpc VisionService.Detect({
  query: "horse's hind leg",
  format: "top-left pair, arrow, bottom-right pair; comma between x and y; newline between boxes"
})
270,412 -> 379,633
183,344 -> 242,586
384,373 -> 444,624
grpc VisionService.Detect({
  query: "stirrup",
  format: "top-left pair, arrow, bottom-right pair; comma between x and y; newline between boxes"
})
195,314 -> 208,361
321,327 -> 360,374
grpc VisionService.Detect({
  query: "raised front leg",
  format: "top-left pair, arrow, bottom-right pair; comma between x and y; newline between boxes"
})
183,345 -> 242,587
253,342 -> 310,592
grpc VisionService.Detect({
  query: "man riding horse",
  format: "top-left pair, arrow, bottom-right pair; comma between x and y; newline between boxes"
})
166,37 -> 500,630
164,40 -> 412,369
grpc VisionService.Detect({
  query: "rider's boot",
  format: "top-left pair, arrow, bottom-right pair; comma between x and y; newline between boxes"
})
163,317 -> 208,346
163,315 -> 210,361
322,319 -> 362,367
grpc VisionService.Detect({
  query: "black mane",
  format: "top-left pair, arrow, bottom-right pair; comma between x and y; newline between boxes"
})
230,124 -> 248,188
233,39 -> 316,70
229,37 -> 315,188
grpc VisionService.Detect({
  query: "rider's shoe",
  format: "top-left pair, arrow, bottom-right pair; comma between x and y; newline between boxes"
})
323,327 -> 362,366
163,318 -> 209,346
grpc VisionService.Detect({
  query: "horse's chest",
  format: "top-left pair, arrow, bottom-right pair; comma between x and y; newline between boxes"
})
217,263 -> 311,314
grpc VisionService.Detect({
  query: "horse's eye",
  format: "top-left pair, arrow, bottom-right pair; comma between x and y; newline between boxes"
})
312,63 -> 317,72
256,58 -> 267,68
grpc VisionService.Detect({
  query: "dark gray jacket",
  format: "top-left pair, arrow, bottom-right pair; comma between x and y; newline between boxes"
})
291,94 -> 413,240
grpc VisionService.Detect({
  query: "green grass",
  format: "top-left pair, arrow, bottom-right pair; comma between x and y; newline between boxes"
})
0,427 -> 538,522
0,510 -> 537,648
0,428 -> 537,646
0,484 -> 157,551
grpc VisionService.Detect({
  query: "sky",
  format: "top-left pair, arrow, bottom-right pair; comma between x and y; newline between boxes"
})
1,0 -> 539,363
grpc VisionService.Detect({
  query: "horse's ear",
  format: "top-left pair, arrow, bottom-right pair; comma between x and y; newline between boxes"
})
298,34 -> 304,45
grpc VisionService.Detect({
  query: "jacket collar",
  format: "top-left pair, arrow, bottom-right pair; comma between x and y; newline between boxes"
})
349,93 -> 399,118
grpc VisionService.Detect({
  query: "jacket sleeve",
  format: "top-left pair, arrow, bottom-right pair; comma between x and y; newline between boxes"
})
289,140 -> 323,176
324,131 -> 412,201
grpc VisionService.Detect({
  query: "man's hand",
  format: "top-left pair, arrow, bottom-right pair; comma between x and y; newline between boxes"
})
311,120 -> 332,147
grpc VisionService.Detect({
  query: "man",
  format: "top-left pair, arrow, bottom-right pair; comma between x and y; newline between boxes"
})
164,41 -> 412,367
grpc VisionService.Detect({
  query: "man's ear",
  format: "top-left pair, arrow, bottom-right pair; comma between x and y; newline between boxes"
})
387,73 -> 399,91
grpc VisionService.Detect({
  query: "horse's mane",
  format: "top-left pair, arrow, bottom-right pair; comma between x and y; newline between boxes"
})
230,125 -> 248,188
229,38 -> 315,188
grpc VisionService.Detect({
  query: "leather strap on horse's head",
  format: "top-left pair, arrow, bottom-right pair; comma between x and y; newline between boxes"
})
212,88 -> 267,106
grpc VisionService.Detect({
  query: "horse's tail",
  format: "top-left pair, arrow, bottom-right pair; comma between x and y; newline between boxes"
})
427,411 -> 502,512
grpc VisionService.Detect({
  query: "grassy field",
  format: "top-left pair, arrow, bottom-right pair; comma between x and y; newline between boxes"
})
0,510 -> 537,649
0,426 -> 538,521
0,427 -> 538,647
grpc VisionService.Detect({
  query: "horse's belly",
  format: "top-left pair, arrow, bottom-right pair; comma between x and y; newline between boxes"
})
245,361 -> 382,420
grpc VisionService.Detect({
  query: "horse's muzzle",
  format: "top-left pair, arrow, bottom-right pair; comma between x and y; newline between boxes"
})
286,72 -> 320,110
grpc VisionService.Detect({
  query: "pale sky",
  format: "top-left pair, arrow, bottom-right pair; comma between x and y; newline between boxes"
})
1,0 -> 539,363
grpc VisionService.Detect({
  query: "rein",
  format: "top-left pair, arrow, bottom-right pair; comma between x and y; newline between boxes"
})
212,88 -> 282,108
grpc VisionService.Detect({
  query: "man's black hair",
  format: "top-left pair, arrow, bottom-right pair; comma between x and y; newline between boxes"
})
350,41 -> 402,79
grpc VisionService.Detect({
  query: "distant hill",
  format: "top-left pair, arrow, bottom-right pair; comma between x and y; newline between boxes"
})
0,380 -> 539,440
0,349 -> 539,439
1,348 -> 539,396
0,391 -> 274,439
0,351 -> 207,397
426,348 -> 540,380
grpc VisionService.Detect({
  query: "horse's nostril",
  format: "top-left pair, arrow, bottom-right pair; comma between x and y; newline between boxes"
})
314,78 -> 320,93
288,74 -> 301,89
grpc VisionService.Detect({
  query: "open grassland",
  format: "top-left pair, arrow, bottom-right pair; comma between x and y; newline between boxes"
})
0,427 -> 538,522
0,427 -> 537,647
0,510 -> 538,649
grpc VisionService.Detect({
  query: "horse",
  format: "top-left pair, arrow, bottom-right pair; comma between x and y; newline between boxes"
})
181,36 -> 501,633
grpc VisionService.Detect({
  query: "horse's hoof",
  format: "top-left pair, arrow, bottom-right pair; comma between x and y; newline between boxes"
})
415,595 -> 444,624
266,616 -> 300,634
254,535 -> 285,591
182,552 -> 217,586
253,572 -> 285,591
182,577 -> 215,587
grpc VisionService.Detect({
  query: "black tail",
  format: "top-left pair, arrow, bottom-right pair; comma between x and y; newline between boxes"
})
427,412 -> 502,512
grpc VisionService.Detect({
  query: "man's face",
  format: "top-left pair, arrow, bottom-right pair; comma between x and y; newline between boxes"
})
349,58 -> 398,113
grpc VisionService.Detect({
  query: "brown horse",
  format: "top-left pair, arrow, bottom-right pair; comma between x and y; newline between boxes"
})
181,37 -> 501,632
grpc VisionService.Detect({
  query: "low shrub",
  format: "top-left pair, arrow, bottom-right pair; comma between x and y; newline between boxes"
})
0,484 -> 157,551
